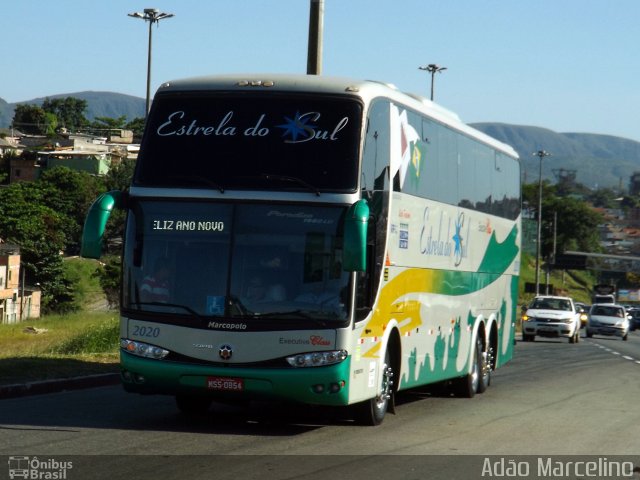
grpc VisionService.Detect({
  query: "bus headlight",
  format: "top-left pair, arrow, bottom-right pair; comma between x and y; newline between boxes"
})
121,338 -> 169,360
286,350 -> 348,368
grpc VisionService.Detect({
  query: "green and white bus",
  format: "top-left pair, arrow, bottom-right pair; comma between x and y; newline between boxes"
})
82,74 -> 521,425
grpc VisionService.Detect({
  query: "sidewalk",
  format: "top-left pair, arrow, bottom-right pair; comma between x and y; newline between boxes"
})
0,373 -> 120,399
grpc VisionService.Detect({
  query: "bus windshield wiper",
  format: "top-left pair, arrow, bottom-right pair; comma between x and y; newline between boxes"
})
261,174 -> 320,196
173,175 -> 224,193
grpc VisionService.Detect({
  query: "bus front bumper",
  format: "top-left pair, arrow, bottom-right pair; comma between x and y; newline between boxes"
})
120,350 -> 352,406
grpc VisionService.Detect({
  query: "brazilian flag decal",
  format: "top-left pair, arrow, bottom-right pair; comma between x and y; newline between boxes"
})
407,140 -> 427,189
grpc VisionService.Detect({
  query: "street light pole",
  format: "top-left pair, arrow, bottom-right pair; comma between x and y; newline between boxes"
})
418,64 -> 447,100
128,8 -> 174,117
306,0 -> 324,75
533,150 -> 551,296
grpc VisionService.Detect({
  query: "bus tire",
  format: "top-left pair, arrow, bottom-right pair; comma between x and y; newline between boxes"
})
176,394 -> 212,416
454,336 -> 483,398
353,349 -> 394,426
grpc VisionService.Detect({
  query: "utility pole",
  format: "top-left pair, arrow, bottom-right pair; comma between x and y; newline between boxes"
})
418,64 -> 447,100
545,211 -> 557,295
20,262 -> 25,321
533,150 -> 552,296
307,0 -> 324,75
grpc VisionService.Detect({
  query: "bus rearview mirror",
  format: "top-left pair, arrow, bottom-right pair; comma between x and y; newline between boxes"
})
80,190 -> 123,259
343,199 -> 369,272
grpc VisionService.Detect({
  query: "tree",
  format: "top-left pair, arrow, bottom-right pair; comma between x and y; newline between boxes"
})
542,195 -> 603,258
42,97 -> 89,131
91,115 -> 128,130
0,150 -> 16,184
92,255 -> 121,308
125,117 -> 146,139
99,158 -> 135,247
37,166 -> 105,253
0,182 -> 77,313
104,158 -> 135,192
12,104 -> 49,135
619,195 -> 640,211
43,112 -> 58,136
587,188 -> 618,208
522,180 -> 556,218
523,181 -> 603,260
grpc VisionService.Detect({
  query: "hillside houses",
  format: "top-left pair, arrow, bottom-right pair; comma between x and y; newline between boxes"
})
596,206 -> 640,256
0,127 -> 138,182
0,240 -> 40,324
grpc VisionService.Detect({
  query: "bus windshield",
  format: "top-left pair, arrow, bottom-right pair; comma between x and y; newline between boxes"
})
122,200 -> 351,326
134,93 -> 362,192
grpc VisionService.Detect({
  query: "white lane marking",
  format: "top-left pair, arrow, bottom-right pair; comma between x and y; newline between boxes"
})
586,340 -> 639,365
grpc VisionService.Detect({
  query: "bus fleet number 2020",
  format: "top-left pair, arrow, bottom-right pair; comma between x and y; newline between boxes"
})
132,325 -> 161,338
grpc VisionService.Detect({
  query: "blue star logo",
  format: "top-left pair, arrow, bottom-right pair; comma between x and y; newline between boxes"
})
453,213 -> 464,266
276,112 -> 314,142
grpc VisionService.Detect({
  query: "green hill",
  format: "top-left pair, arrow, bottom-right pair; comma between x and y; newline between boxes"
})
0,91 -> 145,126
471,122 -> 640,189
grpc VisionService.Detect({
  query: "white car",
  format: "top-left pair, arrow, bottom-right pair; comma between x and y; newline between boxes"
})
586,304 -> 629,341
521,296 -> 581,343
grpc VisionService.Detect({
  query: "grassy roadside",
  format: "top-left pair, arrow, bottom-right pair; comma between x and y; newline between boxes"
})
518,253 -> 596,307
0,311 -> 120,386
1,256 -> 121,387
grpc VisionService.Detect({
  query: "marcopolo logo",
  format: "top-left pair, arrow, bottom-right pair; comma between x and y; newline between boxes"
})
8,456 -> 73,479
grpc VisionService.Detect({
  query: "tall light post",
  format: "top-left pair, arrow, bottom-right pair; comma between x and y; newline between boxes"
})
533,150 -> 551,296
306,0 -> 324,75
128,8 -> 174,117
418,64 -> 447,101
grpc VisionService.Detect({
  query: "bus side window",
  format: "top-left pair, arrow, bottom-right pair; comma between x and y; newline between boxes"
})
355,267 -> 373,321
362,100 -> 390,193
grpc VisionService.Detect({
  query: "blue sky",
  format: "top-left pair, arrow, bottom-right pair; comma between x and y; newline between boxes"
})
2,0 -> 639,141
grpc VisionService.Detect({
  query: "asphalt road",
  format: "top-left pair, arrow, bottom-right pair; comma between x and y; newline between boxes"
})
1,331 -> 639,479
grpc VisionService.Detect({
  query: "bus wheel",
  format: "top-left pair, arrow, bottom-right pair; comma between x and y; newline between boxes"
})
454,336 -> 483,398
176,395 -> 212,416
353,349 -> 394,426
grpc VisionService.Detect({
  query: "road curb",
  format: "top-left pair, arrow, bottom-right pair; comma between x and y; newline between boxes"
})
0,373 -> 121,399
